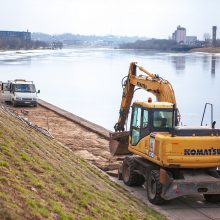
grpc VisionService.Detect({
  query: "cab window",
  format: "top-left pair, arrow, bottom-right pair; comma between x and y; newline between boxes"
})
131,106 -> 142,145
132,107 -> 141,128
153,110 -> 172,128
143,110 -> 149,128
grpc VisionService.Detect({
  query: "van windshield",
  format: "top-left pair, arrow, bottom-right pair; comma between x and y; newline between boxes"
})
14,84 -> 36,93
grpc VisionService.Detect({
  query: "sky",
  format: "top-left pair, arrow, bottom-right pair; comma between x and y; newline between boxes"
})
0,0 -> 220,40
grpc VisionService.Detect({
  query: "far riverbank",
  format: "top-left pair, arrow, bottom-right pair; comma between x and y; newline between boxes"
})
190,47 -> 220,53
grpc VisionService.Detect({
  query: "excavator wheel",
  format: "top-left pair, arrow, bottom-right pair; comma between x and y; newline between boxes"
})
146,170 -> 166,205
118,165 -> 123,180
204,194 -> 220,203
122,156 -> 145,186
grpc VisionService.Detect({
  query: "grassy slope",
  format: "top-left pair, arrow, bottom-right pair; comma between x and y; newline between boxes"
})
0,107 -> 165,220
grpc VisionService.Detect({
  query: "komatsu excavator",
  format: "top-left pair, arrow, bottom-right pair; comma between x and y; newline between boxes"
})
110,62 -> 220,205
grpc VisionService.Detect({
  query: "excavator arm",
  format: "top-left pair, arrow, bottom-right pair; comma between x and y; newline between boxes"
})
114,62 -> 176,132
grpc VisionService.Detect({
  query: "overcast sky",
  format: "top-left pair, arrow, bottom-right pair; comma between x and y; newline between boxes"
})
0,0 -> 219,40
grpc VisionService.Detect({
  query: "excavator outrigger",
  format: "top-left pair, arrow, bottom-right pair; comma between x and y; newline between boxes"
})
110,62 -> 220,204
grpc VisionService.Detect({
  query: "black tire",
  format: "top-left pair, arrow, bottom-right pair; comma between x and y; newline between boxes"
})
146,170 -> 166,205
118,165 -> 123,180
122,156 -> 145,186
136,174 -> 145,186
12,100 -> 17,107
204,194 -> 220,203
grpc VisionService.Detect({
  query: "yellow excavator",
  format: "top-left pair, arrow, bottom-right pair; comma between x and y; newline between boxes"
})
110,62 -> 220,204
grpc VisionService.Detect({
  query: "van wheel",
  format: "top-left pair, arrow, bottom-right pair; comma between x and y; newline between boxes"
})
204,194 -> 220,203
122,156 -> 145,186
12,100 -> 17,107
146,170 -> 166,205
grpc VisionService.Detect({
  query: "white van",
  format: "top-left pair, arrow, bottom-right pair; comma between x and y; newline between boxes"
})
1,79 -> 40,107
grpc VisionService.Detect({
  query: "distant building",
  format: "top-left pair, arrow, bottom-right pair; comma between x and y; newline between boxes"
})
212,26 -> 217,47
172,26 -> 198,46
172,25 -> 186,43
0,30 -> 31,41
0,30 -> 31,49
185,36 -> 197,45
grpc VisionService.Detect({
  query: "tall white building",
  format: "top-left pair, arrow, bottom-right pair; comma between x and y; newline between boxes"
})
172,25 -> 186,43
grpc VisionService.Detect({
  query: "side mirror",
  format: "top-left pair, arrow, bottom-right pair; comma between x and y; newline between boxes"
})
212,121 -> 216,129
37,90 -> 40,94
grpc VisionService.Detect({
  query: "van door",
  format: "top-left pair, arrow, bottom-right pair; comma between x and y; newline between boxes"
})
1,83 -> 11,102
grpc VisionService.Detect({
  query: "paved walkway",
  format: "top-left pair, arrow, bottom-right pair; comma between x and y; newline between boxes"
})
112,178 -> 220,220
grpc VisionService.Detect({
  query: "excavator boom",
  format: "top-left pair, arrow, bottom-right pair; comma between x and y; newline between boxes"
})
114,62 -> 176,132
110,62 -> 177,156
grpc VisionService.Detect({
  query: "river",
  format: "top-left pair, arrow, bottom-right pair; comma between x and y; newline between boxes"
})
0,48 -> 219,130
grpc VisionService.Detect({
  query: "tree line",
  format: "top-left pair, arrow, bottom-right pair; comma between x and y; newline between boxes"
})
0,38 -> 63,50
119,39 -> 198,51
119,38 -> 220,51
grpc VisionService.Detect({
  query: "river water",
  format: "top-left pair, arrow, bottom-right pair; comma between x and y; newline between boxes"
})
0,49 -> 219,130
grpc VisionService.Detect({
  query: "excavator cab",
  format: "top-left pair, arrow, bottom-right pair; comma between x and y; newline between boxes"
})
110,101 -> 178,156
130,102 -> 177,146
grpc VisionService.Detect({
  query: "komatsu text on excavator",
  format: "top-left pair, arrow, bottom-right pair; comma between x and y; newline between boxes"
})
110,62 -> 220,205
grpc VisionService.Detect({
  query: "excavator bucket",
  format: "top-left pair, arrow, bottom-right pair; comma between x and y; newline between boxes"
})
109,131 -> 130,156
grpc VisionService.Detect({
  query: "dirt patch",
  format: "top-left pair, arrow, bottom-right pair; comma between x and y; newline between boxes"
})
1,101 -> 121,171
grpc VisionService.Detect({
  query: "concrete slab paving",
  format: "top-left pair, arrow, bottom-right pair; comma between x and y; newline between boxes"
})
164,208 -> 211,220
158,199 -> 190,210
198,208 -> 220,219
182,197 -> 220,208
111,177 -> 220,220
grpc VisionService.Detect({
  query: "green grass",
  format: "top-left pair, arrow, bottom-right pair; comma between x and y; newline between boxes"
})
27,199 -> 50,218
0,107 -> 166,220
0,160 -> 9,168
